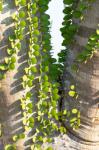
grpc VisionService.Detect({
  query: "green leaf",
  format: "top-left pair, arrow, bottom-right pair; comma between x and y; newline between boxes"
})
24,126 -> 30,132
33,51 -> 40,56
59,126 -> 66,133
20,0 -> 26,6
30,66 -> 37,73
70,85 -> 75,90
42,101 -> 47,107
32,3 -> 37,9
5,144 -> 16,150
22,75 -> 28,81
27,103 -> 33,109
19,11 -> 25,18
28,75 -> 34,80
72,109 -> 78,114
28,109 -> 33,114
19,133 -> 25,139
18,34 -> 23,40
63,7 -> 72,14
38,136 -> 43,142
12,13 -> 18,20
68,90 -> 76,97
43,87 -> 49,92
52,88 -> 58,94
63,110 -> 67,115
12,135 -> 19,142
31,145 -> 35,150
7,48 -> 14,55
29,117 -> 34,123
32,8 -> 37,15
43,66 -> 49,72
43,75 -> 48,81
96,29 -> 99,35
26,92 -> 32,99
46,147 -> 53,150
24,67 -> 29,74
47,138 -> 52,143
34,144 -> 41,150
16,42 -> 21,49
38,111 -> 42,116
43,81 -> 50,87
23,118 -> 27,125
33,22 -> 38,29
42,137 -> 47,143
20,20 -> 26,27
32,136 -> 37,143
70,117 -> 77,123
21,103 -> 26,110
36,128 -> 40,133
79,3 -> 87,11
0,73 -> 6,80
63,0 -> 74,5
33,37 -> 38,43
51,109 -> 57,116
53,94 -> 60,101
33,29 -> 40,35
0,64 -> 8,71
73,11 -> 82,18
5,57 -> 9,64
32,17 -> 38,23
33,44 -> 40,51
9,35 -> 16,41
11,56 -> 16,63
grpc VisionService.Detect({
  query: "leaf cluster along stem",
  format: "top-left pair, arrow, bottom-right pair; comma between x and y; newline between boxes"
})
75,28 -> 99,65
19,0 -> 67,149
58,0 -> 91,129
29,0 -> 66,149
0,0 -> 26,79
20,0 -> 40,142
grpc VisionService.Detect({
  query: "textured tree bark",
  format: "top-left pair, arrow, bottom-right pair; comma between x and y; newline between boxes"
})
0,1 -> 26,149
62,0 -> 99,149
0,0 -> 99,150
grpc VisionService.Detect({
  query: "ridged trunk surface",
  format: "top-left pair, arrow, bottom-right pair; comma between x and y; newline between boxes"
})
0,0 -> 26,149
62,0 -> 99,149
0,0 -> 99,150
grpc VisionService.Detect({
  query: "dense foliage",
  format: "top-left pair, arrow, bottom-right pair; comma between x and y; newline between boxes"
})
0,0 -> 98,149
0,0 -> 64,149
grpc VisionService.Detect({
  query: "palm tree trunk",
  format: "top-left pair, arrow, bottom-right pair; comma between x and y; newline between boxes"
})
0,0 -> 99,150
0,1 -> 25,149
62,0 -> 99,149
